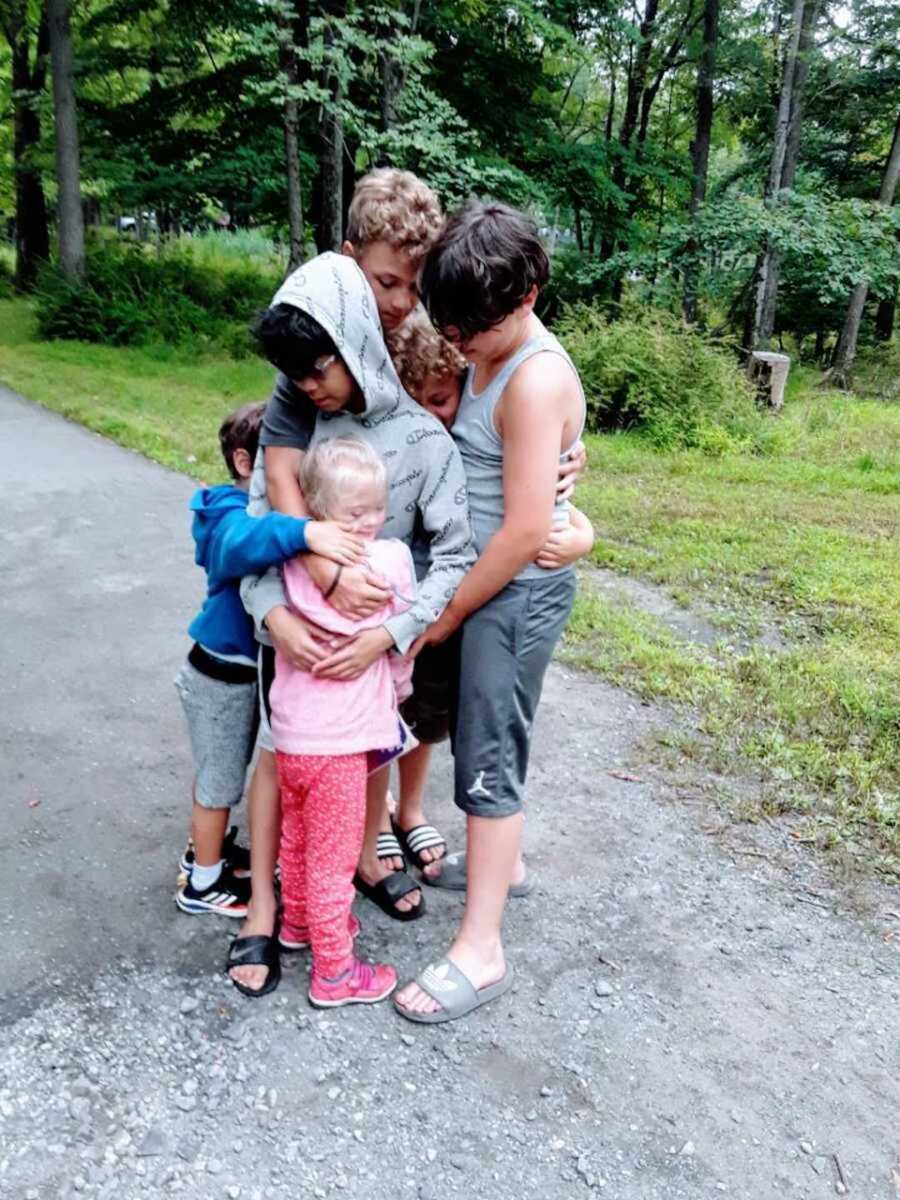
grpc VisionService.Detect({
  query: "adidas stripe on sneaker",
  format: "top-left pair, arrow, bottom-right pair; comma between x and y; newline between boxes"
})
175,865 -> 250,917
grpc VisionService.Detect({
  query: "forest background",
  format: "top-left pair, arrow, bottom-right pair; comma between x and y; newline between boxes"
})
0,0 -> 898,873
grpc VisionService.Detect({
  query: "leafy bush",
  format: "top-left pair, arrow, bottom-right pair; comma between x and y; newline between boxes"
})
34,241 -> 282,352
0,243 -> 14,298
538,246 -> 612,324
852,341 -> 900,402
556,304 -> 773,453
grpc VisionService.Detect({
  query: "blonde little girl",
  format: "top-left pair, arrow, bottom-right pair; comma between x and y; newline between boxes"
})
269,436 -> 416,1007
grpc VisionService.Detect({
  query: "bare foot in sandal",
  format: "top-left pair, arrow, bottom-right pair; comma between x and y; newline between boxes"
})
228,896 -> 278,993
394,936 -> 507,1019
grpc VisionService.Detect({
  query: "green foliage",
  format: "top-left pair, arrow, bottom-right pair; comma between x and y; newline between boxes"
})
33,240 -> 280,351
556,304 -> 769,453
0,244 -> 14,298
565,383 -> 900,870
852,340 -> 900,402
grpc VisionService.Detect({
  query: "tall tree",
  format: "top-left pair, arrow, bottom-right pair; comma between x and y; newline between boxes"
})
830,108 -> 900,381
47,0 -> 84,278
682,0 -> 719,322
277,0 -> 309,272
317,0 -> 346,252
743,0 -> 809,349
2,0 -> 50,290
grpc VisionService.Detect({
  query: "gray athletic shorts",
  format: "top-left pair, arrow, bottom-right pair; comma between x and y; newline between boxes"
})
451,570 -> 576,818
175,659 -> 259,809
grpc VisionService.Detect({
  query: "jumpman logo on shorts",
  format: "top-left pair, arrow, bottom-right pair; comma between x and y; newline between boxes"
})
467,771 -> 492,799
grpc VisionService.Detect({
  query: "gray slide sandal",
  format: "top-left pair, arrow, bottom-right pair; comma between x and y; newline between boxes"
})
421,851 -> 532,897
394,959 -> 514,1024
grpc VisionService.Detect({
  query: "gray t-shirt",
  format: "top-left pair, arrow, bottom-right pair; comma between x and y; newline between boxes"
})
259,373 -> 316,450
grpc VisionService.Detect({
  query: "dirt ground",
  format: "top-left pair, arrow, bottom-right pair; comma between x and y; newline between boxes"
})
2,385 -> 898,1200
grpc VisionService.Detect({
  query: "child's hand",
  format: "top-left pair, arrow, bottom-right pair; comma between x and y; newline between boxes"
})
266,607 -> 331,671
556,439 -> 587,503
311,627 -> 394,680
327,563 -> 393,618
535,508 -> 594,570
305,520 -> 366,566
410,607 -> 461,657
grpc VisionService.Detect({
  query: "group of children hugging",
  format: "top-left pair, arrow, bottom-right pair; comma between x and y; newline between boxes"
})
174,168 -> 594,1024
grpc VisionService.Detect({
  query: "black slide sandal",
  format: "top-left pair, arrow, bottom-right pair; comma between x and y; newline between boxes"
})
353,869 -> 425,922
226,932 -> 282,998
391,819 -> 447,871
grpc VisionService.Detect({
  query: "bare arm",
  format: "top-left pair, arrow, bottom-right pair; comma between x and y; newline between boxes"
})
264,446 -> 306,517
437,361 -> 569,630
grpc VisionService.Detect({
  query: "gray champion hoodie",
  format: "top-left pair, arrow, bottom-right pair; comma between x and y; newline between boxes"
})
240,252 -> 475,654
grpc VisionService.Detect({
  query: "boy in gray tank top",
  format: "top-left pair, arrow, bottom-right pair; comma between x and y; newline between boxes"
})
394,200 -> 586,1025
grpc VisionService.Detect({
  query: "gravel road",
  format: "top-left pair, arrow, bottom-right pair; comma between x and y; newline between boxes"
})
2,385 -> 898,1200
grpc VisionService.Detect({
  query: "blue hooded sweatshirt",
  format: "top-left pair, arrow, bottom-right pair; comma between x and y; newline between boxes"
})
187,484 -> 310,660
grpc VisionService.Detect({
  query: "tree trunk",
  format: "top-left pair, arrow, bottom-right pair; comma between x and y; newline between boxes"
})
831,109 -> 900,380
318,1 -> 346,252
754,0 -> 818,347
604,72 -> 616,145
745,0 -> 808,351
47,0 -> 84,280
278,3 -> 308,272
7,6 -> 51,291
682,0 -> 719,323
375,0 -> 420,161
573,205 -> 583,253
600,0 -> 659,263
874,287 -> 896,343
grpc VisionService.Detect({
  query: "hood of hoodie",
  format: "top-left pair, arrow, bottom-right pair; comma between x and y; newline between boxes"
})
189,484 -> 247,568
271,252 -> 407,421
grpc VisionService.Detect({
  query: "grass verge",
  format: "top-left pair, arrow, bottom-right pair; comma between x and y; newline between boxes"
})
568,375 -> 900,874
0,298 -> 270,481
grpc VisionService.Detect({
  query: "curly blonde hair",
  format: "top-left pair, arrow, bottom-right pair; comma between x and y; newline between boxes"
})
386,309 -> 467,401
346,168 -> 443,265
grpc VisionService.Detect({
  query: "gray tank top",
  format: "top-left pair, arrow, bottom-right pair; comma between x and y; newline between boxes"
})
452,331 -> 586,581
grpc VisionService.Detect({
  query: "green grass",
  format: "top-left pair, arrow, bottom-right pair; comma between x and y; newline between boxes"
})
2,294 -> 898,871
567,377 -> 900,874
0,298 -> 271,480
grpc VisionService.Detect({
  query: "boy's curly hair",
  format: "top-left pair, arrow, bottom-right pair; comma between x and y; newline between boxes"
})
346,168 -> 444,265
386,309 -> 467,400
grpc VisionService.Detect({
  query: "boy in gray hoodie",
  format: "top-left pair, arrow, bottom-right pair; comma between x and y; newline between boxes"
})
227,253 -> 475,995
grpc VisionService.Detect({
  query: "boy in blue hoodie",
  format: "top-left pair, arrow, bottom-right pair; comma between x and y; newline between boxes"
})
175,401 -> 364,917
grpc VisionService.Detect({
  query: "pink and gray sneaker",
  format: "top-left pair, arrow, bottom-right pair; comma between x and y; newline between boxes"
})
309,958 -> 397,1008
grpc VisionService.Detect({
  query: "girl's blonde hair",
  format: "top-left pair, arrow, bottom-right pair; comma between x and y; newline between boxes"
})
299,436 -> 387,520
386,308 -> 466,401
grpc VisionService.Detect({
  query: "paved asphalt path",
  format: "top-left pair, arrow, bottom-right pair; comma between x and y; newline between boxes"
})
2,384 -> 198,1016
2,384 -> 898,1200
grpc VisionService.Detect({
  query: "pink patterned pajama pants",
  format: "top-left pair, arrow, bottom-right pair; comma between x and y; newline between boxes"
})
275,751 -> 368,978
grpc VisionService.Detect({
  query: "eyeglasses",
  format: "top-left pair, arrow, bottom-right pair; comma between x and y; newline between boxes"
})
308,353 -> 337,379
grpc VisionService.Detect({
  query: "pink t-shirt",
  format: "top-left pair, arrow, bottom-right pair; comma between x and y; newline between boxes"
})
270,539 -> 416,757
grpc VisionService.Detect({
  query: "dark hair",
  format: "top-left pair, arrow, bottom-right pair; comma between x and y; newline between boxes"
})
252,303 -> 336,380
218,401 -> 265,480
420,199 -> 550,341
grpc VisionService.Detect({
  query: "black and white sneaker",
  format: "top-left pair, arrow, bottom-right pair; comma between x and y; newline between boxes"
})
179,825 -> 251,879
175,865 -> 251,918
